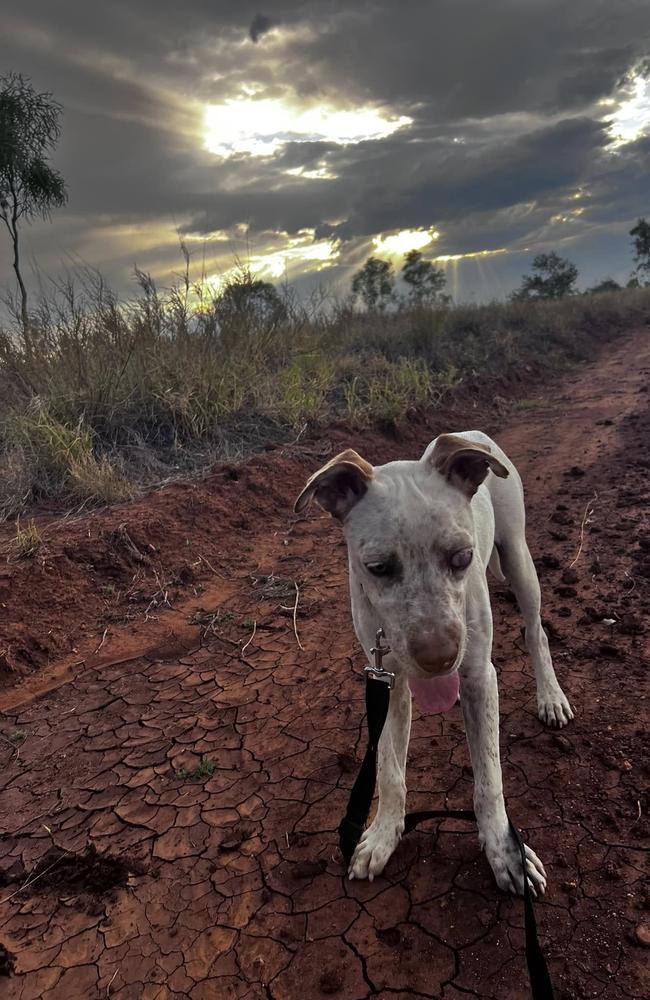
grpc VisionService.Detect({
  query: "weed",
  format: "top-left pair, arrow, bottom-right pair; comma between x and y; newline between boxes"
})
175,758 -> 215,781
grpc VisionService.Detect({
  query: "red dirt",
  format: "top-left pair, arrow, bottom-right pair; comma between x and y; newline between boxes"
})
1,330 -> 650,999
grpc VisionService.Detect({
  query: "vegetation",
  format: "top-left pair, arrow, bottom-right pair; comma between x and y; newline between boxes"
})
511,252 -> 579,301
175,758 -> 216,781
2,261 -> 649,520
630,218 -> 650,281
585,278 -> 622,294
402,249 -> 448,306
351,256 -> 395,311
0,73 -> 67,334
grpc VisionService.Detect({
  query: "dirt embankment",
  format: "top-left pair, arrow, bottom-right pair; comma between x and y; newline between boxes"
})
0,328 -> 649,999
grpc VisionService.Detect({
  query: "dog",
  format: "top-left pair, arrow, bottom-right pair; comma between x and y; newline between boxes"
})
294,430 -> 574,894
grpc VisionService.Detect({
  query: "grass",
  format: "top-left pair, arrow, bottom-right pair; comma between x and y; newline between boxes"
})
11,517 -> 42,558
1,265 -> 650,517
175,758 -> 215,781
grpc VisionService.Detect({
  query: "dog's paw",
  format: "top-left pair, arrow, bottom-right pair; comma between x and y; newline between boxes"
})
348,816 -> 403,882
483,828 -> 547,897
537,687 -> 575,728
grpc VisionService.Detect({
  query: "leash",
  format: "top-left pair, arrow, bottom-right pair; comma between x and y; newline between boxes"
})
339,629 -> 555,1000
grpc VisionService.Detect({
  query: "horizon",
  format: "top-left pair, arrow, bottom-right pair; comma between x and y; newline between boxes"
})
2,2 -> 650,305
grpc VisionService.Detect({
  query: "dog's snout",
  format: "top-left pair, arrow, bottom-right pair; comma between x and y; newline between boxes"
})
409,631 -> 459,674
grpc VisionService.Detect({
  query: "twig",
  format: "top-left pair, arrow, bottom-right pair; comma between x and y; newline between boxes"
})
107,967 -> 119,996
292,582 -> 304,651
93,627 -> 108,655
568,492 -> 597,569
292,422 -> 308,444
241,620 -> 257,657
0,851 -> 70,904
198,554 -> 225,578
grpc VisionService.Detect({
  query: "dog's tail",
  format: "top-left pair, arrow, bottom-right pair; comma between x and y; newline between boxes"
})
488,545 -> 506,583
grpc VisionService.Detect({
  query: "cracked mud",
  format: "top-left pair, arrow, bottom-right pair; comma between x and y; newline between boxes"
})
1,332 -> 650,999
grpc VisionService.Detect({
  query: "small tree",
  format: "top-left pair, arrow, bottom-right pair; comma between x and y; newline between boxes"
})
511,252 -> 578,301
217,268 -> 286,328
351,256 -> 394,311
0,72 -> 67,335
630,218 -> 650,280
401,249 -> 447,305
585,278 -> 621,295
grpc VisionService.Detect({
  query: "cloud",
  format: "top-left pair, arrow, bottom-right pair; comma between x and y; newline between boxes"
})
2,1 -> 650,302
249,13 -> 275,43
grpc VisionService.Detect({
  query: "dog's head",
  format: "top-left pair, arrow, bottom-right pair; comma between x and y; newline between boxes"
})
294,435 -> 508,679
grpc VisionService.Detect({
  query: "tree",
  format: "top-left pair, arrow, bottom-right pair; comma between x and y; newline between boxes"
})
0,72 -> 67,335
585,278 -> 621,295
217,268 -> 286,328
401,249 -> 447,305
511,252 -> 578,301
351,256 -> 395,311
630,218 -> 650,280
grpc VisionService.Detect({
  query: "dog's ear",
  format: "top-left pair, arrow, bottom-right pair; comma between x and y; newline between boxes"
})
294,449 -> 373,520
430,434 -> 508,497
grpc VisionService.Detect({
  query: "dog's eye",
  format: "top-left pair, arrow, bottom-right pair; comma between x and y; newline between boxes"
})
366,561 -> 393,578
450,548 -> 473,571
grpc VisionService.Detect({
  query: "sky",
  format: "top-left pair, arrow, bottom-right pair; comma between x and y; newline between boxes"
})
2,0 -> 650,304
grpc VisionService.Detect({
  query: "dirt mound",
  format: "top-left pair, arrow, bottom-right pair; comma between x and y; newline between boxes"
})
1,846 -> 146,903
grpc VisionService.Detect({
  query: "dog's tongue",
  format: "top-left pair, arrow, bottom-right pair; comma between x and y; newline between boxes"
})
408,671 -> 460,713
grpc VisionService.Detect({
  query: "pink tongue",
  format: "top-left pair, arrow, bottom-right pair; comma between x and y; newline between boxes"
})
408,671 -> 460,714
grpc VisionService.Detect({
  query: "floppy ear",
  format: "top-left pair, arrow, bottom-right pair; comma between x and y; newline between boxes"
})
294,449 -> 373,520
430,434 -> 508,497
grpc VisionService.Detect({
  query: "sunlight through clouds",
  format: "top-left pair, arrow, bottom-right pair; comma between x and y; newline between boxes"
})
203,99 -> 411,157
605,74 -> 650,146
433,248 -> 508,263
205,231 -> 339,290
373,228 -> 440,256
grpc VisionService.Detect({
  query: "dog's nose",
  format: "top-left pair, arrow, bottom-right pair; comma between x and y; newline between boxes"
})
409,634 -> 459,674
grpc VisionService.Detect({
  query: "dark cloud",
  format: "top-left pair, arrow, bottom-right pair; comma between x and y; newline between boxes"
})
249,13 -> 275,43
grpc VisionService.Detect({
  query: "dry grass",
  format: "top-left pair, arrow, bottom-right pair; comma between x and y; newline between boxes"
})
11,517 -> 42,559
1,265 -> 649,517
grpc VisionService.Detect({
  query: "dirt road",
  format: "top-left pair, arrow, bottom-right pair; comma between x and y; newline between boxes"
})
1,331 -> 649,999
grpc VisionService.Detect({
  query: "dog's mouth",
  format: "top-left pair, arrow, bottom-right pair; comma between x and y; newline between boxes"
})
408,669 -> 460,714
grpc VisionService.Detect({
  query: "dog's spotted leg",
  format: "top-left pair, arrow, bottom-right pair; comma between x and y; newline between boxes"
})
349,672 -> 410,881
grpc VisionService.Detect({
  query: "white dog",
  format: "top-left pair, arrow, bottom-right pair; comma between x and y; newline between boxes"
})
295,430 -> 574,894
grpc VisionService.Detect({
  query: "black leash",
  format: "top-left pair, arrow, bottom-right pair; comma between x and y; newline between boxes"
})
338,636 -> 554,1000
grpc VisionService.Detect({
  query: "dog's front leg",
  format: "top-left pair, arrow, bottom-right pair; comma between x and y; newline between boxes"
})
348,672 -> 411,881
461,585 -> 547,896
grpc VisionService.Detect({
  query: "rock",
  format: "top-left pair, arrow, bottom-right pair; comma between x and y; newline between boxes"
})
634,924 -> 650,947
